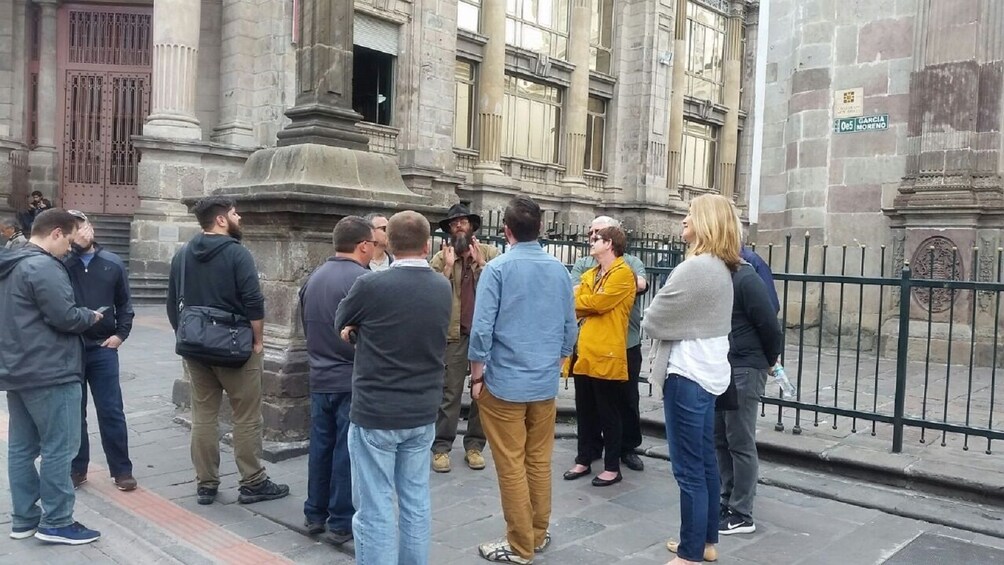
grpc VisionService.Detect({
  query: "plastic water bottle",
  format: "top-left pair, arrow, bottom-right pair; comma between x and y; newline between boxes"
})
772,364 -> 796,399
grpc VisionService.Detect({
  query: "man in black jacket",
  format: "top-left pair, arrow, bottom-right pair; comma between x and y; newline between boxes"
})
716,261 -> 783,537
0,209 -> 103,544
166,196 -> 289,506
64,210 -> 137,491
300,215 -> 375,545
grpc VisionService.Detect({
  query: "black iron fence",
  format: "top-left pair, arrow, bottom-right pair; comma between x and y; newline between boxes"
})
437,217 -> 1004,455
754,234 -> 1004,454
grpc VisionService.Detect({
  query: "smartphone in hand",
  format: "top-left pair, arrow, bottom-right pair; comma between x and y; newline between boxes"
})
95,306 -> 110,314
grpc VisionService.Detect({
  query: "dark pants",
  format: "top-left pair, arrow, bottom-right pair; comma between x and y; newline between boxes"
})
305,391 -> 354,531
433,335 -> 486,454
72,344 -> 132,478
573,375 -> 626,473
716,367 -> 767,522
664,374 -> 719,562
621,345 -> 643,455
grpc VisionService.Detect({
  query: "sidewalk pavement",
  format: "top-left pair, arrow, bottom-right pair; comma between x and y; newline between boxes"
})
1,305 -> 1003,564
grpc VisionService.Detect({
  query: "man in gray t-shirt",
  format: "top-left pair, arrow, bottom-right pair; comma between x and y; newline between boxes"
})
569,216 -> 648,472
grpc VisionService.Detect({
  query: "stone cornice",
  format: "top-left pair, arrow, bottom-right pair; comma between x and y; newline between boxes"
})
132,136 -> 255,160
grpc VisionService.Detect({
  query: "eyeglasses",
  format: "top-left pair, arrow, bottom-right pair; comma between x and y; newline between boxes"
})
589,236 -> 605,243
359,240 -> 378,246
67,209 -> 88,222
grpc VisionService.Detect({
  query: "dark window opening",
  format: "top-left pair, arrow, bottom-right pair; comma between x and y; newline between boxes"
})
352,46 -> 394,126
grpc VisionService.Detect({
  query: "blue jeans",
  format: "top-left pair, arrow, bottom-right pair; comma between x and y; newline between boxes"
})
348,423 -> 434,565
73,344 -> 132,477
7,382 -> 82,530
305,392 -> 353,531
664,374 -> 719,561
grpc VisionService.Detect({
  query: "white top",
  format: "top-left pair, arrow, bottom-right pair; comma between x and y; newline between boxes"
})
370,253 -> 391,272
665,337 -> 731,395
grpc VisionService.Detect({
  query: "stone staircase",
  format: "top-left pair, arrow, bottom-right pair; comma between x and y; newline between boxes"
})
89,214 -> 132,265
89,214 -> 168,304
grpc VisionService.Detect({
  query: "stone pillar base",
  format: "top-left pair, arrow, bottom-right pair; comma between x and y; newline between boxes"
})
27,147 -> 57,200
195,141 -> 450,446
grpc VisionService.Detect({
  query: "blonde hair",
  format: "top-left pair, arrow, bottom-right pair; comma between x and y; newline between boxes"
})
686,194 -> 741,272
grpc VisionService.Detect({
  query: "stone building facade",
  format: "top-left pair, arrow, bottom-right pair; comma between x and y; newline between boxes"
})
758,0 -> 1004,364
0,0 -> 757,447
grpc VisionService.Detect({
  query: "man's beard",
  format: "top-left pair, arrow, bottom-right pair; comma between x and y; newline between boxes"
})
227,218 -> 243,241
71,241 -> 92,254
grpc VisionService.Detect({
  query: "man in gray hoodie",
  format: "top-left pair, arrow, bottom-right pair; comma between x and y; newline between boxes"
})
0,209 -> 103,545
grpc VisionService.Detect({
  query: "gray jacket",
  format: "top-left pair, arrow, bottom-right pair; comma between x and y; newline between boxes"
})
0,244 -> 96,391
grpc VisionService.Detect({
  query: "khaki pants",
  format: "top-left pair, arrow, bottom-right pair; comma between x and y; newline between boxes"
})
478,388 -> 556,560
433,335 -> 485,454
185,351 -> 267,489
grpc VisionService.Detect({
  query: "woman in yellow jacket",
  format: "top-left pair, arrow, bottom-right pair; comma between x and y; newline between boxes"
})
562,226 -> 637,487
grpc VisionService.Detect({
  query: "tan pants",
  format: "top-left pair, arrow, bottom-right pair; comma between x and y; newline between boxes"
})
478,387 -> 556,560
185,351 -> 267,488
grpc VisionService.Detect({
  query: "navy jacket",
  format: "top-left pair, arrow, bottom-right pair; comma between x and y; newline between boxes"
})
741,246 -> 780,314
0,244 -> 95,391
65,244 -> 135,343
299,257 -> 369,393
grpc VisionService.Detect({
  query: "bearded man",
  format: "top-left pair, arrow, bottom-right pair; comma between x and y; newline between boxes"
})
428,203 -> 499,473
166,196 -> 290,506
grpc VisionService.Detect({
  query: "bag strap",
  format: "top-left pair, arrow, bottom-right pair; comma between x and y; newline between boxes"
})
178,243 -> 189,313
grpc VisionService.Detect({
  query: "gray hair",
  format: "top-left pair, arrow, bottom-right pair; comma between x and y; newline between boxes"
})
364,212 -> 388,222
0,217 -> 19,230
591,215 -> 620,229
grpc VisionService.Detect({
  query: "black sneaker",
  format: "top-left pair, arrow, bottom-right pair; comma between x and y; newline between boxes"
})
197,486 -> 218,505
237,478 -> 290,504
71,472 -> 87,489
719,511 -> 756,535
304,518 -> 325,535
324,529 -> 352,545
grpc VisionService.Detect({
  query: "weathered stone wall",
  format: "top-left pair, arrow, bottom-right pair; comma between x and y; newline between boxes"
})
195,0 -> 223,141
0,0 -> 15,139
757,0 -> 916,260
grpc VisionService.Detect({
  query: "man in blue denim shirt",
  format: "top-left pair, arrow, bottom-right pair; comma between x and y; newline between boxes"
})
469,196 -> 578,564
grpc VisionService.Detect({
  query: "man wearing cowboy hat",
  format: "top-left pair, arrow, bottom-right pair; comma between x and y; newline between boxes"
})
429,203 -> 500,473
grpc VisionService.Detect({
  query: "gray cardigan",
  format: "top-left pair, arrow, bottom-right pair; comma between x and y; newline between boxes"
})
641,253 -> 734,393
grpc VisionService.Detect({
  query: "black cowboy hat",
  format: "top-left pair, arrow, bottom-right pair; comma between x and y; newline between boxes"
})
439,203 -> 482,233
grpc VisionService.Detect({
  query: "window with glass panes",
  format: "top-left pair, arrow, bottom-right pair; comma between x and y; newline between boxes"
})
584,97 -> 606,171
458,0 -> 480,33
590,0 -> 613,73
505,0 -> 570,60
454,60 -> 477,149
680,120 -> 718,189
502,74 -> 562,163
685,2 -> 726,103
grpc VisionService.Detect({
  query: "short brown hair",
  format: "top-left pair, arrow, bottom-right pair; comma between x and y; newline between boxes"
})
30,209 -> 78,238
332,216 -> 374,252
387,211 -> 430,256
596,226 -> 627,257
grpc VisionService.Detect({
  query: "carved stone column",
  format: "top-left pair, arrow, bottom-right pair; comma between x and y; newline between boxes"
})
144,0 -> 203,140
475,0 -> 506,176
28,0 -> 59,198
274,0 -> 367,150
561,0 -> 591,190
212,0 -> 256,147
717,0 -> 745,198
207,0 -> 436,457
666,0 -> 688,199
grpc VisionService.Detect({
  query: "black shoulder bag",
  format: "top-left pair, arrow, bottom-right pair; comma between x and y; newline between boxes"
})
174,244 -> 254,368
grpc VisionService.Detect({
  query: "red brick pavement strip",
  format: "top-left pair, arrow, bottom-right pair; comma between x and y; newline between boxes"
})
0,412 -> 293,565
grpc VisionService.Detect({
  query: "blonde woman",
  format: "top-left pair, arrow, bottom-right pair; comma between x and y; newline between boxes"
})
642,194 -> 740,565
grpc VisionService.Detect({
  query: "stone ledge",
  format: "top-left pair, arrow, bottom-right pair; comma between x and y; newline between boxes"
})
172,414 -> 310,463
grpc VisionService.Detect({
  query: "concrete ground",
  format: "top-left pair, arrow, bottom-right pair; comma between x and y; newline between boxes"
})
1,306 -> 1003,564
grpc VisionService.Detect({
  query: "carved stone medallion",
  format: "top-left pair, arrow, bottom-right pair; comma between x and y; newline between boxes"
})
910,236 -> 963,313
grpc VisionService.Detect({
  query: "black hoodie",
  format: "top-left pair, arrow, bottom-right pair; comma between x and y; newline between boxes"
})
165,233 -> 265,330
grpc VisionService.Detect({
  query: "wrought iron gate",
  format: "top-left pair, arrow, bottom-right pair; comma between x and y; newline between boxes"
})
59,6 -> 151,214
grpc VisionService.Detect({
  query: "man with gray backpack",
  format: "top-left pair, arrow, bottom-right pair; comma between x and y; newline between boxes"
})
166,196 -> 289,506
